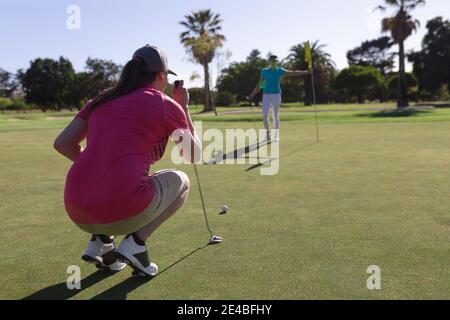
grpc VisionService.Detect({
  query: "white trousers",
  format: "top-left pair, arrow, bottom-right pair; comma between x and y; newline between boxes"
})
262,94 -> 281,131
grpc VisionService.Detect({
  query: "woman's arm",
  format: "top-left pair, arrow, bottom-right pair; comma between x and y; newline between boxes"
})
248,78 -> 265,100
284,69 -> 313,78
180,107 -> 202,163
53,118 -> 87,162
170,108 -> 201,164
172,81 -> 202,163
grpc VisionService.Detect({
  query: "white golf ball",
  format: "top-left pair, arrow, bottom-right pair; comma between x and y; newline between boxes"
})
221,205 -> 229,214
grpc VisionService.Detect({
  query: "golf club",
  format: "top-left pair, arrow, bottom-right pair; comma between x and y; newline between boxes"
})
193,163 -> 223,245
248,97 -> 257,133
174,80 -> 223,245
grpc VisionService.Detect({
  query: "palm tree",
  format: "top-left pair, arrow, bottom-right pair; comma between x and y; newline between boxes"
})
377,0 -> 425,108
180,10 -> 225,112
285,41 -> 336,105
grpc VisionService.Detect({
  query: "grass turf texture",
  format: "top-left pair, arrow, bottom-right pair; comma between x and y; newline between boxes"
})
0,104 -> 449,299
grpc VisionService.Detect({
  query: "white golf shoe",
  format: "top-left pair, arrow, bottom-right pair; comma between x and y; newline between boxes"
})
81,235 -> 127,272
115,235 -> 158,278
273,130 -> 280,142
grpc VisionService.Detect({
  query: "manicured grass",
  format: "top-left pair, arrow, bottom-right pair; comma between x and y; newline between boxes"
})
2,104 -> 450,133
0,106 -> 449,299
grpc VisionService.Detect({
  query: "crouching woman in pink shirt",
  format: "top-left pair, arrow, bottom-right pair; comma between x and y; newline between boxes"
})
53,45 -> 201,277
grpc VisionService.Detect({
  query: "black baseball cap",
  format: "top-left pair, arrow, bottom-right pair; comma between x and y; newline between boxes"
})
132,45 -> 177,76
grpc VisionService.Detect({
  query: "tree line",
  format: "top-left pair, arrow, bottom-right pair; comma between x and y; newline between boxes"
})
217,15 -> 450,107
1,1 -> 449,113
0,57 -> 121,113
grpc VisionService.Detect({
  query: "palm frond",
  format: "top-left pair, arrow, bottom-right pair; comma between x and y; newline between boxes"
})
382,17 -> 396,32
405,0 -> 426,10
179,9 -> 226,64
385,0 -> 400,7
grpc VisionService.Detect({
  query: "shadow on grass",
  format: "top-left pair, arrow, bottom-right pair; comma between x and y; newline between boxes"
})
357,108 -> 433,118
22,270 -> 114,300
245,141 -> 319,172
22,245 -> 208,300
417,103 -> 450,108
90,245 -> 208,300
205,140 -> 273,165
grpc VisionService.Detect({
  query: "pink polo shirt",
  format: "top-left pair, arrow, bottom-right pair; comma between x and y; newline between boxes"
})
64,85 -> 190,225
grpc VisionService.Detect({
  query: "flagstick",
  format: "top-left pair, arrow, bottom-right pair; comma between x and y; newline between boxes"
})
311,70 -> 320,142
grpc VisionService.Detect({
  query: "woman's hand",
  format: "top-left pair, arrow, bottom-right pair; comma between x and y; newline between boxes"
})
247,89 -> 258,100
172,80 -> 190,108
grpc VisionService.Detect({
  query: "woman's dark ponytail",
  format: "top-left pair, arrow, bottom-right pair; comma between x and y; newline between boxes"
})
88,58 -> 158,112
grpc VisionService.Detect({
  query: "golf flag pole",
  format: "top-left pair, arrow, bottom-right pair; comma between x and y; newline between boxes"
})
311,71 -> 319,142
305,41 -> 319,142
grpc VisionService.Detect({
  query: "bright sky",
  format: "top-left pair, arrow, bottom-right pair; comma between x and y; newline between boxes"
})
0,0 -> 449,87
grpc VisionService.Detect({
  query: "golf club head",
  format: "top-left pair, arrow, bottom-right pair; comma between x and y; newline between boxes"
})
209,235 -> 223,245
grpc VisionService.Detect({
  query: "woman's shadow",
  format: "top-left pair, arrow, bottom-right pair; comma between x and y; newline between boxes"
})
22,245 -> 207,300
90,245 -> 207,300
22,270 -> 115,300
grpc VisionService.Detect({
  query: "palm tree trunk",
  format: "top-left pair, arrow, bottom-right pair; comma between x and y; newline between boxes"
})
397,41 -> 409,108
357,92 -> 364,104
202,63 -> 213,112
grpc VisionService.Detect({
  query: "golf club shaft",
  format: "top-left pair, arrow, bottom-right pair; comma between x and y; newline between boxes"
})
193,164 -> 213,238
249,99 -> 261,145
250,100 -> 257,131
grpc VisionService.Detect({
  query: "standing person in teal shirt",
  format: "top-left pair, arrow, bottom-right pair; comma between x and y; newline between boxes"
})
248,55 -> 311,142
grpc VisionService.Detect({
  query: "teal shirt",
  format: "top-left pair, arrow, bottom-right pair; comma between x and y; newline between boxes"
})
261,67 -> 286,94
